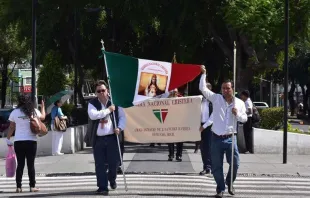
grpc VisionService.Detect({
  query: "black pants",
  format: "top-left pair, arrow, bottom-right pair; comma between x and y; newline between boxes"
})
14,141 -> 37,188
93,135 -> 120,190
243,117 -> 254,153
168,143 -> 183,158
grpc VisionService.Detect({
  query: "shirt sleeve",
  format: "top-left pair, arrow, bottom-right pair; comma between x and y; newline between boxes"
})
8,110 -> 16,122
35,108 -> 42,118
236,101 -> 248,123
58,108 -> 64,117
87,103 -> 111,120
199,74 -> 217,103
117,107 -> 126,131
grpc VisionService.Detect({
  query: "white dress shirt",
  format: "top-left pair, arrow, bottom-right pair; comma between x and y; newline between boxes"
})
88,101 -> 126,136
201,98 -> 214,129
245,98 -> 253,117
199,74 -> 247,135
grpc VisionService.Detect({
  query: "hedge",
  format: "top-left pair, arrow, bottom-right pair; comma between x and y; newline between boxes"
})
259,107 -> 284,130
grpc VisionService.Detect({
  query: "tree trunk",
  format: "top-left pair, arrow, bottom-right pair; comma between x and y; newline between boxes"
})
306,83 -> 310,118
1,59 -> 9,108
288,81 -> 296,116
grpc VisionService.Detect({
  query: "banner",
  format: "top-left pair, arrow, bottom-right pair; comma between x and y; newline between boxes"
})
123,96 -> 202,143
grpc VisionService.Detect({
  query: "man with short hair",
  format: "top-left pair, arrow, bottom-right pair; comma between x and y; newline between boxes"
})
240,90 -> 254,153
86,80 -> 126,195
199,66 -> 247,198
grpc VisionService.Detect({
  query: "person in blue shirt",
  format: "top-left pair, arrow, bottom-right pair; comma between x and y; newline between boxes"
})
51,100 -> 67,156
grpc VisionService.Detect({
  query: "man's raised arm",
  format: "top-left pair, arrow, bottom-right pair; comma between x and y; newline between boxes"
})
199,65 -> 217,103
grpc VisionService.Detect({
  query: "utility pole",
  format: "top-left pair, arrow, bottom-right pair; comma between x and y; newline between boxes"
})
31,0 -> 37,105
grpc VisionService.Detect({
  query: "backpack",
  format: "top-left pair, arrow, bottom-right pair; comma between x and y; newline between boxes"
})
252,105 -> 261,123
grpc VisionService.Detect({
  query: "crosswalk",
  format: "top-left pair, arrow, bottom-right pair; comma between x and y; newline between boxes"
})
0,174 -> 309,197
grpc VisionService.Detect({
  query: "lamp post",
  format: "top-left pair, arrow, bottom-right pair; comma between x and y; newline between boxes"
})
31,0 -> 37,105
283,0 -> 289,164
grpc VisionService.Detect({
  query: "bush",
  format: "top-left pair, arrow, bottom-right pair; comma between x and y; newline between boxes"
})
61,103 -> 75,117
260,107 -> 284,130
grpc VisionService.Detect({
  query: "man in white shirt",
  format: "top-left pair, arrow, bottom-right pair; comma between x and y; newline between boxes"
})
199,82 -> 214,175
87,80 -> 126,195
199,65 -> 247,198
240,90 -> 254,153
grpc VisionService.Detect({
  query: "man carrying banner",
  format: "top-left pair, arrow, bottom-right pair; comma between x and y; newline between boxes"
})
87,80 -> 126,195
199,66 -> 247,198
199,82 -> 214,175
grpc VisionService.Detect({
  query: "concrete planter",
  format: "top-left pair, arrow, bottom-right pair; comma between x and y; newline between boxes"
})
253,128 -> 310,154
0,125 -> 87,158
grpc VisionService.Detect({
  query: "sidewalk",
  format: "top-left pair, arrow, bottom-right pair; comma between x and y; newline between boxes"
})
0,144 -> 309,177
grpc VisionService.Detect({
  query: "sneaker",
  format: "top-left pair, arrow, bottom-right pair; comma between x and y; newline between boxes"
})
30,187 -> 40,192
168,156 -> 173,161
176,156 -> 182,162
54,152 -> 64,156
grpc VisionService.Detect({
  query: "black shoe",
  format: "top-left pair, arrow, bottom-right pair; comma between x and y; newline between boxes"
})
149,143 -> 155,147
226,182 -> 235,195
117,167 -> 123,174
194,149 -> 198,153
168,156 -> 173,161
110,181 -> 117,190
176,156 -> 182,162
214,192 -> 224,198
96,188 -> 109,195
199,169 -> 211,175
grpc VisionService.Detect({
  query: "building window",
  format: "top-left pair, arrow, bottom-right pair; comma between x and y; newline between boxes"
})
25,77 -> 32,85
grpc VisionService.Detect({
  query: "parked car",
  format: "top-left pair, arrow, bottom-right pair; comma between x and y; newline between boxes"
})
253,102 -> 269,109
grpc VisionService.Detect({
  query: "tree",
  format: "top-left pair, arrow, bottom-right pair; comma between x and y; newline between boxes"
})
0,23 -> 28,108
37,50 -> 67,96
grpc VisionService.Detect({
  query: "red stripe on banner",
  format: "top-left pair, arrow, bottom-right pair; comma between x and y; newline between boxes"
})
168,63 -> 201,90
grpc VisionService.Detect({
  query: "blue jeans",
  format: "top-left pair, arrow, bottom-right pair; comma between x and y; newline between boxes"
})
93,135 -> 120,191
211,134 -> 239,193
200,127 -> 212,171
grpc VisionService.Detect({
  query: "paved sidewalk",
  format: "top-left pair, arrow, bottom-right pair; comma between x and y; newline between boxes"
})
0,143 -> 309,177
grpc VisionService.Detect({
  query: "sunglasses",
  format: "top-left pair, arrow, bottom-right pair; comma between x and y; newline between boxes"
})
96,89 -> 107,93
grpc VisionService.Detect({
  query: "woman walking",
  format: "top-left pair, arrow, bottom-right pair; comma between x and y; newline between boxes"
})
6,95 -> 46,193
51,100 -> 67,155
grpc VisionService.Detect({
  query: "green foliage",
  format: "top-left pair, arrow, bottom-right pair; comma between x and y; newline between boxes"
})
260,107 -> 284,130
61,103 -> 75,117
287,123 -> 303,133
37,50 -> 67,96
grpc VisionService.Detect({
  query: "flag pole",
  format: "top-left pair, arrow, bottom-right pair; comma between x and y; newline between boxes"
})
231,41 -> 237,188
172,52 -> 189,95
100,39 -> 128,191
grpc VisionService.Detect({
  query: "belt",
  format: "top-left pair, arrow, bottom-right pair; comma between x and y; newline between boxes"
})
212,132 -> 235,139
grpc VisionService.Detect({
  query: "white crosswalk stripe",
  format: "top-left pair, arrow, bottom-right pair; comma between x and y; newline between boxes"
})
0,174 -> 309,197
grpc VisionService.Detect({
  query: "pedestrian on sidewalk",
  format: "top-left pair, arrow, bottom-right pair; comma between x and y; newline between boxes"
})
167,88 -> 184,162
240,90 -> 254,154
6,94 -> 46,193
199,82 -> 214,175
86,80 -> 126,195
51,100 -> 67,156
199,65 -> 247,198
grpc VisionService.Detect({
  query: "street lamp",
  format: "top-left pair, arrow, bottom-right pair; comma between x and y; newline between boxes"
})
283,0 -> 289,164
31,0 -> 37,105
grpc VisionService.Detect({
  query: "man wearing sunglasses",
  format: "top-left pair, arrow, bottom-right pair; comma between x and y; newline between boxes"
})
86,80 -> 126,195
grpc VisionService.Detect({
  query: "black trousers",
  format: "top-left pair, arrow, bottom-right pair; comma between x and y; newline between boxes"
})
14,141 -> 37,188
243,117 -> 254,153
168,143 -> 183,157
